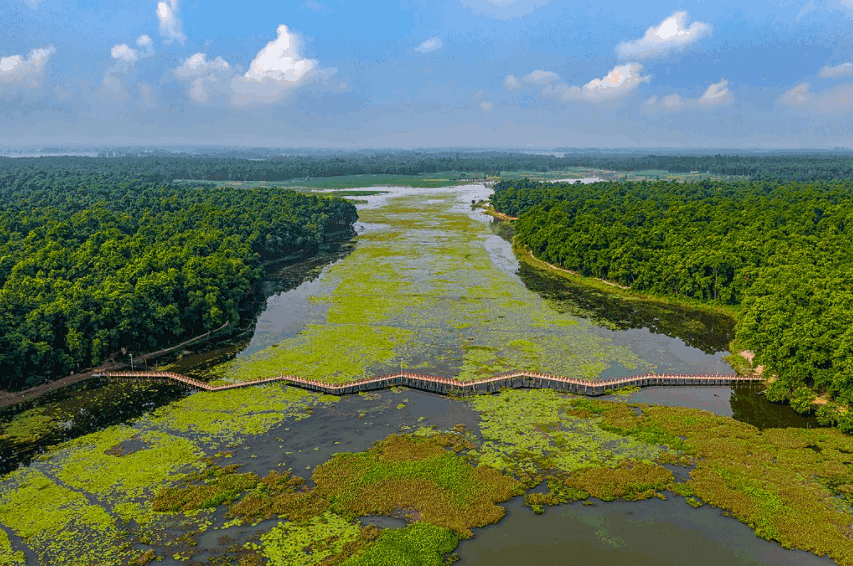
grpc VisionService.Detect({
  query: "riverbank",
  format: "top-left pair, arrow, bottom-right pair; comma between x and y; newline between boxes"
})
2,185 -> 851,566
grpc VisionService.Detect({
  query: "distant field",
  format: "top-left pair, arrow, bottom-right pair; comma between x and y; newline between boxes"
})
497,167 -> 741,183
322,190 -> 390,197
179,169 -> 742,192
199,173 -> 474,190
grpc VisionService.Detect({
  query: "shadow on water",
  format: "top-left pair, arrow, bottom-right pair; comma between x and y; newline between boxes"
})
0,239 -> 357,475
456,496 -> 837,566
517,262 -> 734,355
602,385 -> 819,430
160,238 -> 357,378
730,386 -> 820,430
488,217 -> 735,355
223,388 -> 482,479
0,378 -> 189,475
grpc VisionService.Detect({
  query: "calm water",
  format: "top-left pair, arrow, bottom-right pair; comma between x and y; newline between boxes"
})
456,496 -> 835,566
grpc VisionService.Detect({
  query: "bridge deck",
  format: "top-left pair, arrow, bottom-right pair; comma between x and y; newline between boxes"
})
94,369 -> 763,397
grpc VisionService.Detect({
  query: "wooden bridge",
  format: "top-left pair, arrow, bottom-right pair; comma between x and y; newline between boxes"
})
93,369 -> 763,397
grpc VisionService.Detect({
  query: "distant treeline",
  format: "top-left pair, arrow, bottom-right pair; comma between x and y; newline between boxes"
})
0,166 -> 357,389
2,151 -> 853,182
492,178 -> 853,431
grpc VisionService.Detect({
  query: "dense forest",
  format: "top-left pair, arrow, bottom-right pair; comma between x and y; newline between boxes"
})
3,151 -> 853,182
492,178 -> 853,431
0,164 -> 357,389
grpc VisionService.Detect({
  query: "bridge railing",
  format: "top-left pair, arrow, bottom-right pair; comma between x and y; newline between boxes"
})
94,368 -> 763,397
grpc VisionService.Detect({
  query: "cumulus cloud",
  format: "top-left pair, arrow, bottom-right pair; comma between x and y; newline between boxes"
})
582,63 -> 651,100
99,36 -> 155,102
541,82 -> 582,100
518,64 -> 650,103
416,37 -> 442,53
645,79 -> 734,113
107,36 -> 154,70
778,81 -> 853,114
698,78 -> 732,106
0,45 -> 55,88
173,53 -> 233,103
503,75 -> 522,90
779,82 -> 812,105
175,25 -> 331,106
231,24 -> 328,105
617,11 -> 711,59
157,0 -> 187,43
522,70 -> 559,85
662,93 -> 683,109
820,63 -> 853,79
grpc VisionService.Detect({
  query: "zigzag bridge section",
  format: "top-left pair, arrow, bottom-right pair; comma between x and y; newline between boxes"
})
93,369 -> 763,397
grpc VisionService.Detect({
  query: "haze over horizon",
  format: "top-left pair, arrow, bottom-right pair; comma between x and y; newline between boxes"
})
4,0 -> 853,149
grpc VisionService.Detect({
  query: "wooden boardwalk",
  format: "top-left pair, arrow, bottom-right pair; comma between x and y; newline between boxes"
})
94,369 -> 763,397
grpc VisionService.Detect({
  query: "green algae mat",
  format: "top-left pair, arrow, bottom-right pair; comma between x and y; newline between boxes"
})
1,188 -> 852,565
2,387 -> 851,565
220,189 -> 646,384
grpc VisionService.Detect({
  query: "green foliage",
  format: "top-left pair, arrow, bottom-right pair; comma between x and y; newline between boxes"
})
0,468 -> 129,565
494,177 -> 853,424
341,522 -> 459,566
467,389 -> 662,479
312,434 -> 520,537
260,512 -> 362,566
152,464 -> 260,512
0,163 -> 357,388
0,528 -> 25,566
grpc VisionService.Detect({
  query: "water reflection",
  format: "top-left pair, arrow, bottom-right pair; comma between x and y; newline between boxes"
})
457,496 -> 836,566
517,262 -> 734,355
0,378 -> 188,475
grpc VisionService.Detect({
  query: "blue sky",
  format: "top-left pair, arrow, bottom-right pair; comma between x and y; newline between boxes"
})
3,0 -> 853,148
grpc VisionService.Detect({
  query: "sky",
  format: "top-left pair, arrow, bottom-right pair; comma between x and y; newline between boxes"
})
3,0 -> 853,149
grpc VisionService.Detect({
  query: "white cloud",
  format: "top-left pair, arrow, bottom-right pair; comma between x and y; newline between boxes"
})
416,37 -> 442,53
662,93 -> 683,109
645,79 -> 733,113
173,53 -> 233,104
157,0 -> 187,43
99,36 -> 155,102
520,64 -> 649,103
820,63 -> 853,79
698,78 -> 732,106
582,63 -> 650,100
541,82 -> 582,100
301,0 -> 333,13
107,36 -> 154,68
174,53 -> 230,79
230,24 -> 332,106
617,11 -> 711,59
503,75 -> 522,90
522,70 -> 559,85
779,82 -> 812,105
24,0 -> 45,8
480,100 -> 493,111
778,81 -> 853,114
0,45 -> 55,88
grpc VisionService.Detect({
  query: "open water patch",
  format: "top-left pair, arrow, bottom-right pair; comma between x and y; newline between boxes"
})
223,388 -> 482,478
456,496 -> 837,565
